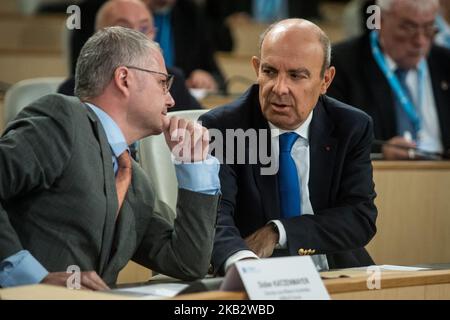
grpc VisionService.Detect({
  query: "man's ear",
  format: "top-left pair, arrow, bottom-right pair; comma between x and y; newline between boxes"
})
321,66 -> 336,94
251,56 -> 261,78
113,67 -> 130,97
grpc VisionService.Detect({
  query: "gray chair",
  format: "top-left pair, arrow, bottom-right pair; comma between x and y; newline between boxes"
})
4,77 -> 65,124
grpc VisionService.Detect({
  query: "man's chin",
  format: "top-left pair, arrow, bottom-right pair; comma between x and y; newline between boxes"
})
265,113 -> 300,130
161,114 -> 170,129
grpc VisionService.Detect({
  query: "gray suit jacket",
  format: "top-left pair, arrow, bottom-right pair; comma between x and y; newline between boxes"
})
0,94 -> 219,285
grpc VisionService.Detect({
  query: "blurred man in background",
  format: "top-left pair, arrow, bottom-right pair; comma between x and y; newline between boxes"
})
329,0 -> 450,160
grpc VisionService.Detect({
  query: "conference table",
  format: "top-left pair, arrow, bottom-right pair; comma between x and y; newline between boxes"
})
2,267 -> 450,300
115,160 -> 450,284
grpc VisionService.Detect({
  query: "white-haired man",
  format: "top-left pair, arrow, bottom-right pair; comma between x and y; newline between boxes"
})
328,0 -> 450,160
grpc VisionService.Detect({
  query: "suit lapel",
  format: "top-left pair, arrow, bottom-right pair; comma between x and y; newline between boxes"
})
249,91 -> 281,221
253,141 -> 280,221
84,107 -> 119,275
309,97 -> 338,210
103,180 -> 136,279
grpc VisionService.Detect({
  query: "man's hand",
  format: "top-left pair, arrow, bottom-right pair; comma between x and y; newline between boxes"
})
382,136 -> 417,160
244,224 -> 279,258
41,271 -> 110,291
163,116 -> 210,162
186,69 -> 218,91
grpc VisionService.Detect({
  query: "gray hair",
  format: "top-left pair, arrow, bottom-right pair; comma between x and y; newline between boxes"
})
258,21 -> 332,78
376,0 -> 440,12
75,26 -> 160,100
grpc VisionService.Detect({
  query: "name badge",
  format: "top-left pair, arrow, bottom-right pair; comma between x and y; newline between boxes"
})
221,256 -> 330,300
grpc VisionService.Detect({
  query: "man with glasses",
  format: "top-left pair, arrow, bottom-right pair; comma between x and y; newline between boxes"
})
0,27 -> 220,289
328,0 -> 450,160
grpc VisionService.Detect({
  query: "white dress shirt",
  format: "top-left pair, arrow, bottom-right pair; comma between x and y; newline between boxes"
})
224,111 -> 329,272
385,55 -> 443,153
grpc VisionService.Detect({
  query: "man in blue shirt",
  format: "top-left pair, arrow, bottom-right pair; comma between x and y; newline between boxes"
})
0,26 -> 220,289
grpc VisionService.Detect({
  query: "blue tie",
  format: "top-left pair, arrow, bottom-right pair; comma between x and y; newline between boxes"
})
154,13 -> 174,67
394,68 -> 418,140
278,132 -> 301,218
252,0 -> 288,23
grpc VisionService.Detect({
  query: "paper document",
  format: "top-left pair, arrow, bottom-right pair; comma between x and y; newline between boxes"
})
113,283 -> 189,298
378,265 -> 429,271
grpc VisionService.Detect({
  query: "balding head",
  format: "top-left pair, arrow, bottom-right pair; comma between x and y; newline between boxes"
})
251,18 -> 335,130
259,19 -> 331,77
96,0 -> 155,39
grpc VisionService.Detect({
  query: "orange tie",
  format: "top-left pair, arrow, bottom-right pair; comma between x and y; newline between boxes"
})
115,151 -> 132,215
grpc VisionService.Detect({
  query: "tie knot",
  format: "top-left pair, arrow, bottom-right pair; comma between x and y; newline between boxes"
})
395,68 -> 409,82
117,151 -> 132,169
279,132 -> 299,153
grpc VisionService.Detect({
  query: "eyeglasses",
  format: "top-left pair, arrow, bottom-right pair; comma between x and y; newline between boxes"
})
395,21 -> 439,39
125,66 -> 174,94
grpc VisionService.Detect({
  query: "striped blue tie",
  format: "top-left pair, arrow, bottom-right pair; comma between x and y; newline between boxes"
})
278,132 -> 301,218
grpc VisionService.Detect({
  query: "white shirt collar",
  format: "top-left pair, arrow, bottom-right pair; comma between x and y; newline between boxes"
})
384,53 -> 424,74
268,110 -> 313,140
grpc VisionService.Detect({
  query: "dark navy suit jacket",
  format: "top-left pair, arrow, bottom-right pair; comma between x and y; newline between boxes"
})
200,85 -> 378,273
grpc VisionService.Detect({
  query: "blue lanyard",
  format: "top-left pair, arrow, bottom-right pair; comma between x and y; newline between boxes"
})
436,15 -> 450,48
369,31 -> 424,133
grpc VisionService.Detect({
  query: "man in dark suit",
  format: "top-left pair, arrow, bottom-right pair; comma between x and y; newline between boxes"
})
200,19 -> 377,274
146,0 -> 227,93
0,27 -> 220,289
60,0 -> 202,111
328,0 -> 450,160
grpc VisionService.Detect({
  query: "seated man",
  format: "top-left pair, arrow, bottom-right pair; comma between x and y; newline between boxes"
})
328,0 -> 450,160
0,27 -> 220,289
200,19 -> 377,274
59,0 -> 202,111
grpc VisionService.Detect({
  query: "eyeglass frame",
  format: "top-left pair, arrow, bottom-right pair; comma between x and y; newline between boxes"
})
395,21 -> 439,39
384,12 -> 439,39
125,65 -> 174,94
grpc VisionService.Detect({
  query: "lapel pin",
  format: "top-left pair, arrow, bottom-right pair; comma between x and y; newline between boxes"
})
325,146 -> 331,151
441,81 -> 449,91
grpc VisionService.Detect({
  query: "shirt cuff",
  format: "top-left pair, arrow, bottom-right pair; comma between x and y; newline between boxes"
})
174,155 -> 220,195
224,250 -> 259,273
0,250 -> 48,287
268,220 -> 287,249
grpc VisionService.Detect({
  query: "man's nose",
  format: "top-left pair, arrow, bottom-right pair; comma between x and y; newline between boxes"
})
166,92 -> 175,108
272,75 -> 289,95
412,29 -> 431,49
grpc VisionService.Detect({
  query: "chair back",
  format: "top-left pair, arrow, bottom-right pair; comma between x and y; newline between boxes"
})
4,77 -> 64,124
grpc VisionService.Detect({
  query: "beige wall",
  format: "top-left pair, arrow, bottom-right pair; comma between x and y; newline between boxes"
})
368,162 -> 450,265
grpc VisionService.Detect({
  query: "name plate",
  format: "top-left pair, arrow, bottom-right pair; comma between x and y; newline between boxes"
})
234,256 -> 330,300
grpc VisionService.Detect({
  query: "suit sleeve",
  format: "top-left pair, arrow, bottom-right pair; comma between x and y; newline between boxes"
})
199,112 -> 252,274
0,96 -> 74,262
132,189 -> 219,281
282,116 -> 377,256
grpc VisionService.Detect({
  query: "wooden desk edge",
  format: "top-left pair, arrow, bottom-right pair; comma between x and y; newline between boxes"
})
325,269 -> 450,294
372,161 -> 450,170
